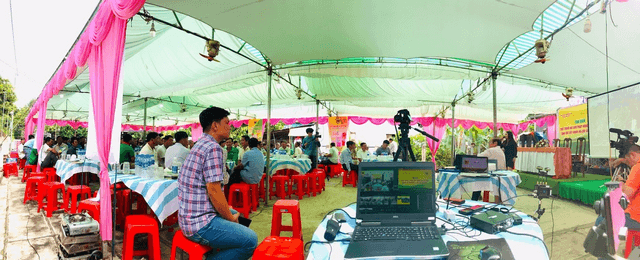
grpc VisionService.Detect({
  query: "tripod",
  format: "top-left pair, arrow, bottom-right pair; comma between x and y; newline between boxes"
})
392,109 -> 440,162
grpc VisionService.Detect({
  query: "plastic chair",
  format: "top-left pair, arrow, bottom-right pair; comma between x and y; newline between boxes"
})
291,175 -> 309,200
270,176 -> 290,200
43,168 -> 58,182
253,236 -> 304,260
22,165 -> 37,182
64,185 -> 91,214
228,183 -> 251,218
78,199 -> 100,223
3,163 -> 18,178
248,183 -> 259,212
327,164 -> 344,178
24,176 -> 46,204
343,170 -> 357,187
258,173 -> 267,202
18,158 -> 26,170
38,182 -> 65,217
170,229 -> 213,260
271,200 -> 302,240
122,215 -> 161,260
626,229 -> 640,258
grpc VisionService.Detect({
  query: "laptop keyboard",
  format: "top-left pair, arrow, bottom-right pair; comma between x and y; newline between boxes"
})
352,226 -> 440,241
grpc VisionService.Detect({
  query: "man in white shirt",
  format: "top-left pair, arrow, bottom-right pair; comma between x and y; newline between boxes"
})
156,135 -> 174,168
478,138 -> 507,170
388,136 -> 398,156
356,142 -> 370,161
237,135 -> 250,164
472,138 -> 506,201
40,137 -> 60,168
53,136 -> 68,153
165,132 -> 190,170
140,132 -> 160,164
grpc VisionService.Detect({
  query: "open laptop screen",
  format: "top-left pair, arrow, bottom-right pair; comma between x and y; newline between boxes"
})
460,156 -> 488,173
357,162 -> 436,219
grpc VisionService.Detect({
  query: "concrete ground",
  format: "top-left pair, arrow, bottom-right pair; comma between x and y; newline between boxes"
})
0,169 -> 619,260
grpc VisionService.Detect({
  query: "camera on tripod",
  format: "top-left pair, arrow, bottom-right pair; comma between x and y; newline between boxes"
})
610,128 -> 638,158
394,109 -> 412,124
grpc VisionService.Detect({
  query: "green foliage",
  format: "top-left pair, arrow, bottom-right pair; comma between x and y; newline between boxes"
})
229,121 -> 286,142
45,125 -> 88,138
0,77 -> 17,137
12,99 -> 34,139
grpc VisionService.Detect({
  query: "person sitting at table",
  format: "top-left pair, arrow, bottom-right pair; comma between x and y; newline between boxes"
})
67,137 -> 80,156
293,142 -> 303,157
320,142 -> 339,166
375,140 -> 391,156
340,141 -> 359,173
166,131 -> 191,170
388,136 -> 398,156
41,137 -> 60,168
156,135 -> 174,168
237,135 -> 250,164
78,136 -> 87,149
278,140 -> 290,155
140,132 -> 160,165
357,142 -> 370,162
228,138 -> 265,186
226,139 -> 239,164
119,133 -> 136,165
471,138 -> 506,201
258,142 -> 268,157
178,106 -> 257,260
23,135 -> 35,163
54,136 -> 68,153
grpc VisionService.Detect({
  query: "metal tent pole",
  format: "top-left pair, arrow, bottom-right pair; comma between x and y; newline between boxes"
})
451,103 -> 456,165
315,100 -> 320,135
143,98 -> 148,138
492,72 -> 498,138
265,67 -> 273,206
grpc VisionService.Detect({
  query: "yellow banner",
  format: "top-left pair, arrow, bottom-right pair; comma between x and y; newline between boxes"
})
328,116 -> 349,147
558,103 -> 588,139
247,119 -> 264,140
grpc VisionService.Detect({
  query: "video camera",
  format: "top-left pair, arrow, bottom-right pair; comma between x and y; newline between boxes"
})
610,128 -> 638,158
394,109 -> 412,124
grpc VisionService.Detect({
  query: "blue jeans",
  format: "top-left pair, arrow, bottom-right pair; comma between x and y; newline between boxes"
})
186,210 -> 258,260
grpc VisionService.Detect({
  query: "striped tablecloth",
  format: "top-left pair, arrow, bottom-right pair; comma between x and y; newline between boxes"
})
54,159 -> 101,182
108,173 -> 178,224
268,158 -> 312,175
437,170 -> 522,205
307,200 -> 548,260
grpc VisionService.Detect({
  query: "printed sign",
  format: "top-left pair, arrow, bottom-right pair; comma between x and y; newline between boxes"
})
328,116 -> 349,147
248,119 -> 264,140
558,103 -> 588,139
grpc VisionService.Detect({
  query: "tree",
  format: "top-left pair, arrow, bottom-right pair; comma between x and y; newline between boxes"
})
12,99 -> 34,139
0,77 -> 17,137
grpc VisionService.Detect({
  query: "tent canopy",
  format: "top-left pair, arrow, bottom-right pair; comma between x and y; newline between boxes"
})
34,0 -> 640,128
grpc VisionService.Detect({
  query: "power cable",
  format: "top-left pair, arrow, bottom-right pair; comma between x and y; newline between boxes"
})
25,203 -> 41,260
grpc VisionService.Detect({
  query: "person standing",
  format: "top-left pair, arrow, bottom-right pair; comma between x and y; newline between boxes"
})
501,131 -> 518,170
471,138 -> 506,201
178,107 -> 257,260
302,128 -> 319,171
23,135 -> 35,163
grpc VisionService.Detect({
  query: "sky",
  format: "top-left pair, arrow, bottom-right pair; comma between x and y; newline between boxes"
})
0,0 -> 99,108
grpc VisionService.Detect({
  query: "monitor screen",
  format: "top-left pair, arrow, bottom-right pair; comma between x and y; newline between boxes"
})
488,159 -> 498,172
357,162 -> 435,217
461,156 -> 488,173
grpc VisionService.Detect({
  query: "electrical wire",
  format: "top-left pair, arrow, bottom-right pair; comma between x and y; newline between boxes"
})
25,203 -> 41,260
550,194 -> 555,258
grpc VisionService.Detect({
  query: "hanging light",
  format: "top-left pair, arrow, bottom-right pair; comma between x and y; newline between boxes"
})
149,21 -> 156,37
584,17 -> 592,33
159,103 -> 164,108
59,94 -> 64,98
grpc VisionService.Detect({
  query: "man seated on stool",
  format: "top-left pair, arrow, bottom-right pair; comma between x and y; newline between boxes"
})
228,138 -> 265,186
341,141 -> 359,173
320,142 -> 339,166
471,138 -> 506,201
178,107 -> 257,260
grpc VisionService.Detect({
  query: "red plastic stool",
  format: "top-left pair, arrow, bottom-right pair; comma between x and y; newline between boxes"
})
64,185 -> 91,214
19,158 -> 26,170
326,164 -> 343,178
228,183 -> 251,218
271,200 -> 303,240
626,229 -> 640,258
24,176 -> 46,204
253,236 -> 304,260
131,192 -> 149,215
22,165 -> 37,182
291,175 -> 309,200
318,171 -> 326,191
342,169 -> 356,187
270,176 -> 290,200
43,168 -> 58,182
78,199 -> 100,222
170,229 -> 213,260
248,183 -> 259,212
38,182 -> 65,217
3,163 -> 18,178
122,215 -> 161,260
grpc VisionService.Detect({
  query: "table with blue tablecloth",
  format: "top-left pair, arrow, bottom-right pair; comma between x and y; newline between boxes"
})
268,158 -> 312,175
437,170 -> 522,205
106,173 -> 178,224
307,200 -> 548,260
54,159 -> 101,182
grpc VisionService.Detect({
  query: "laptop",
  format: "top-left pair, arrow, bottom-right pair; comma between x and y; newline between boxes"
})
458,156 -> 490,178
344,161 -> 449,259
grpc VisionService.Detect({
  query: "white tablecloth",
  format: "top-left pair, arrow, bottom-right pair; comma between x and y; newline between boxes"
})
437,170 -> 522,205
515,151 -> 556,176
307,200 -> 548,260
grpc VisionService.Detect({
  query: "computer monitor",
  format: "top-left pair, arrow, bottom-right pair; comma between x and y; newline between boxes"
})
459,156 -> 488,173
357,162 -> 436,221
488,159 -> 498,172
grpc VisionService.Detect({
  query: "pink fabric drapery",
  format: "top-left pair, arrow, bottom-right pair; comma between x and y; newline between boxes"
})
191,124 -> 203,141
424,117 -> 448,168
42,119 -> 199,132
35,101 -> 47,172
24,118 -> 35,140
